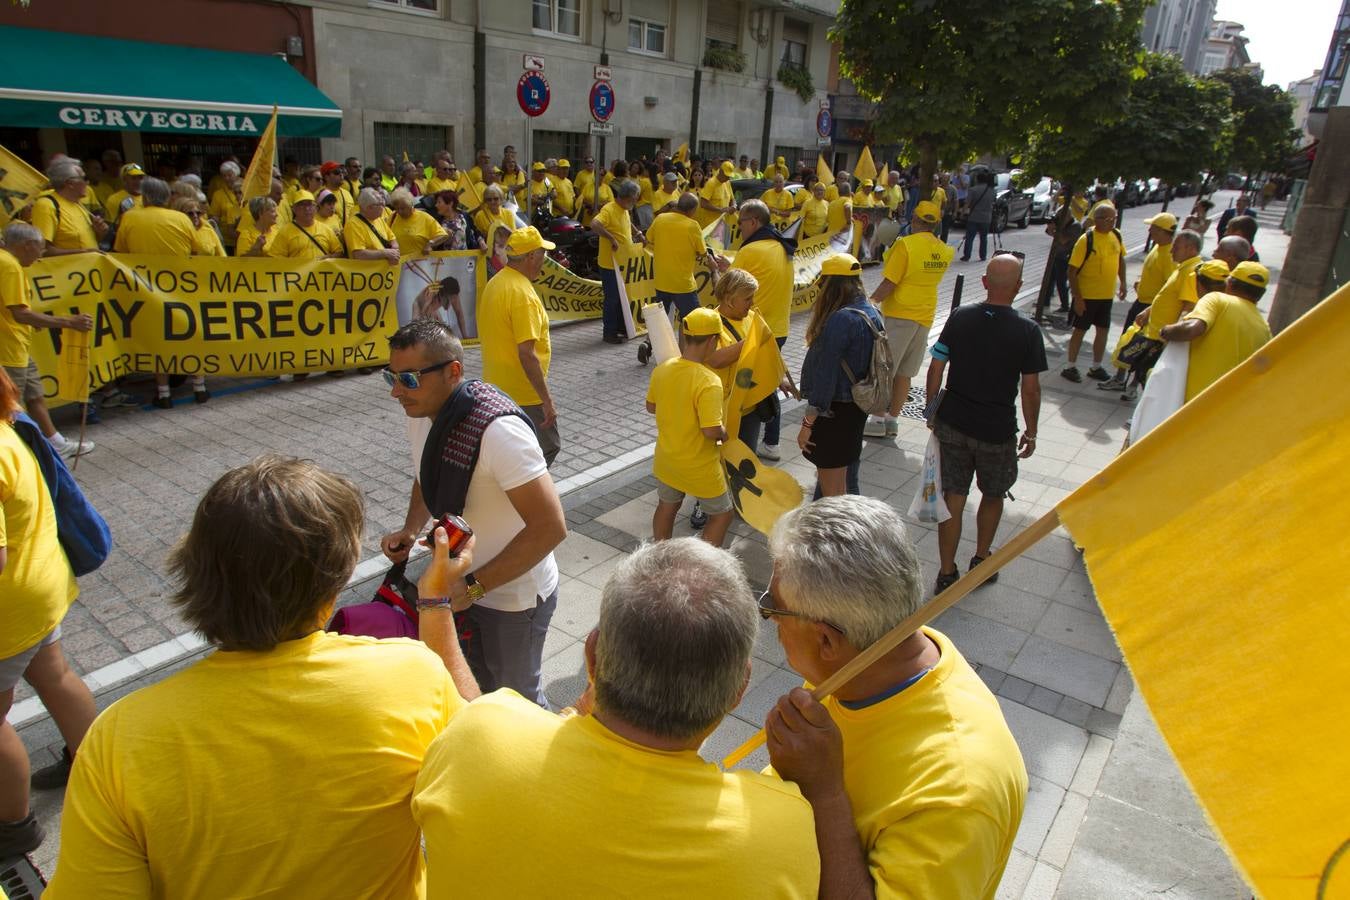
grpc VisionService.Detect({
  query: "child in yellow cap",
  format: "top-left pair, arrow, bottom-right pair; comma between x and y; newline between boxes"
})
645,307 -> 733,547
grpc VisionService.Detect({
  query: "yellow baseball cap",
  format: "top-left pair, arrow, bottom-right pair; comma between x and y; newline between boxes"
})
683,307 -> 723,336
505,226 -> 556,254
1144,212 -> 1178,230
1197,259 -> 1231,281
914,200 -> 941,223
1229,260 -> 1269,288
121,163 -> 146,177
776,156 -> 786,164
558,159 -> 571,168
820,253 -> 862,277
861,180 -> 874,189
531,161 -> 547,171
720,160 -> 735,177
291,190 -> 316,204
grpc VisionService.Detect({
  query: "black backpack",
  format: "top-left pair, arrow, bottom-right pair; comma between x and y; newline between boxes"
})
1079,226 -> 1122,265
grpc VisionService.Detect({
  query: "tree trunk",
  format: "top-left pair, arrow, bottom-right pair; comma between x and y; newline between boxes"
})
918,142 -> 938,209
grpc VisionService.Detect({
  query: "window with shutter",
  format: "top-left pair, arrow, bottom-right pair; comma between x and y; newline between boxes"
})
706,1 -> 741,49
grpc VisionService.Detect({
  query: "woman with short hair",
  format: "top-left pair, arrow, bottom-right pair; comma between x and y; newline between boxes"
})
389,187 -> 447,257
46,455 -> 478,898
432,191 -> 484,251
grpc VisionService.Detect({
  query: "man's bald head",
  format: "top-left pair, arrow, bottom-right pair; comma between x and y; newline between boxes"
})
1215,235 -> 1252,269
983,254 -> 1023,305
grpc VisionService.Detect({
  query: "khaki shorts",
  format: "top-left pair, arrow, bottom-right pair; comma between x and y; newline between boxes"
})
2,360 -> 43,403
0,624 -> 61,693
656,478 -> 733,515
884,317 -> 931,378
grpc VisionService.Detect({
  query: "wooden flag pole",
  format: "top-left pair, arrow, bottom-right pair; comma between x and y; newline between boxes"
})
722,507 -> 1063,768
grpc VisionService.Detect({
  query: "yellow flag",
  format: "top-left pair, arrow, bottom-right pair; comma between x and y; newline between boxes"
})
0,143 -> 46,226
719,438 -> 803,535
55,328 -> 91,403
240,105 -> 279,203
673,142 -> 688,164
723,310 -> 785,439
853,146 -> 877,182
1055,283 -> 1350,900
402,150 -> 410,163
877,162 -> 889,185
816,154 -> 834,186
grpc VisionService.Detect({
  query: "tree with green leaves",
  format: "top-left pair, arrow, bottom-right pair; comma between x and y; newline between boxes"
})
1022,52 -> 1235,192
830,0 -> 1149,192
1207,68 -> 1298,178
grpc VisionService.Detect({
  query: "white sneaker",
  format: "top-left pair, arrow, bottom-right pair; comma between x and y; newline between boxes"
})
56,438 -> 95,459
758,443 -> 781,462
863,416 -> 888,437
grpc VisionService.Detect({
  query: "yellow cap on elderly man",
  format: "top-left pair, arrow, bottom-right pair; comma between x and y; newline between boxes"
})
776,156 -> 786,164
720,161 -> 735,176
914,200 -> 941,223
290,190 -> 316,205
683,307 -> 723,336
1230,261 -> 1270,288
1198,259 -> 1231,280
1144,211 -> 1178,230
505,226 -> 556,254
820,253 -> 862,277
558,159 -> 571,168
121,163 -> 146,177
531,162 -> 547,171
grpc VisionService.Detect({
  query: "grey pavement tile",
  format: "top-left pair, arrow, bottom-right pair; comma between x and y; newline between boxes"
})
553,578 -> 604,640
1013,774 -> 1067,858
541,625 -> 579,663
931,607 -> 1030,672
1055,695 -> 1094,729
730,664 -> 803,730
994,849 -> 1036,900
540,638 -> 588,711
1104,667 -> 1133,716
1085,708 -> 1122,740
1052,565 -> 1102,614
998,697 -> 1089,791
997,675 -> 1035,705
552,531 -> 623,578
996,555 -> 1070,600
1020,860 -> 1063,899
574,552 -> 628,591
1008,635 -> 1120,708
957,582 -> 1051,633
751,620 -> 789,668
1033,601 -> 1122,662
976,665 -> 1006,694
1027,685 -> 1063,717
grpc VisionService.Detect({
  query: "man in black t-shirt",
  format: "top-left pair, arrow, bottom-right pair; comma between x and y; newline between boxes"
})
925,254 -> 1047,594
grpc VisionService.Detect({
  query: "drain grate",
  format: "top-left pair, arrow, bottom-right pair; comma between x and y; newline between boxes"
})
899,386 -> 928,421
1,856 -> 46,898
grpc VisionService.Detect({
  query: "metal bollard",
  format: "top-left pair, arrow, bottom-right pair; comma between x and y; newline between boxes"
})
950,274 -> 964,312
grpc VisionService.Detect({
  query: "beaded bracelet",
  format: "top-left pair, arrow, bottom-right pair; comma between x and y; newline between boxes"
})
416,596 -> 453,611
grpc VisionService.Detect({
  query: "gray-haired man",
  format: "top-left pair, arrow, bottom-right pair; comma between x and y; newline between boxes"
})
762,495 -> 1027,899
411,538 -> 820,897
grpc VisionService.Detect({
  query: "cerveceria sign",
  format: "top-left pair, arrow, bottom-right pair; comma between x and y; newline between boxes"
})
56,106 -> 262,133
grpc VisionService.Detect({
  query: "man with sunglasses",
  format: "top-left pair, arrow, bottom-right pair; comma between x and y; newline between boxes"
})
761,495 -> 1027,900
381,317 -> 565,707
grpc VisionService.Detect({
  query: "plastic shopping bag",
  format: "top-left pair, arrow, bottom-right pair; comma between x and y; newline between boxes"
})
1127,341 -> 1189,447
907,432 -> 952,524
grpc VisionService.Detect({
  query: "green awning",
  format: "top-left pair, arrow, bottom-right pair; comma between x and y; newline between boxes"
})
0,26 -> 342,138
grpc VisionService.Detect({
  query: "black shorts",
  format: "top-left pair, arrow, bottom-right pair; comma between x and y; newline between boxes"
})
935,419 -> 1018,497
1072,298 -> 1113,330
804,401 -> 867,470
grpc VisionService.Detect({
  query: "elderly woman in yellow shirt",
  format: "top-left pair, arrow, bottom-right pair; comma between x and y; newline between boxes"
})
235,197 -> 278,257
473,185 -> 519,243
388,188 -> 450,257
170,197 -> 226,257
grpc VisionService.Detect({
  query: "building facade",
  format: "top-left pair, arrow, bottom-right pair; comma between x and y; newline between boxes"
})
1199,19 -> 1261,79
1139,0 -> 1215,74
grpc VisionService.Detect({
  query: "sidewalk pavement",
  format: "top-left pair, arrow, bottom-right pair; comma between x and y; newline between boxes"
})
14,193 -> 1278,895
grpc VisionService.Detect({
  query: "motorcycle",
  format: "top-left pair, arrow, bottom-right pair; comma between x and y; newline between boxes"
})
532,208 -> 599,279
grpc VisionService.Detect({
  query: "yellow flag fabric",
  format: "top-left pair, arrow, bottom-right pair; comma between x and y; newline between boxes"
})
853,147 -> 877,182
240,106 -> 278,203
673,142 -> 688,164
55,328 -> 92,403
719,438 -> 803,535
0,143 -> 46,226
816,155 -> 834,186
1055,283 -> 1350,900
722,309 -> 784,439
877,163 -> 889,186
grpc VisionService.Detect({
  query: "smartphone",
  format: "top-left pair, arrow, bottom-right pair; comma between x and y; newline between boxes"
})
426,514 -> 473,557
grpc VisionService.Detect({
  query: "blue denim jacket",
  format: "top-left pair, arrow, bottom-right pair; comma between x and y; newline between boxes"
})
800,299 -> 884,414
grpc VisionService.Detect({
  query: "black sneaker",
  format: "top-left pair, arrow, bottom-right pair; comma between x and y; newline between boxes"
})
152,395 -> 173,410
1086,366 -> 1111,382
934,568 -> 960,594
194,389 -> 211,405
969,554 -> 999,585
0,812 -> 44,858
1060,367 -> 1082,383
31,746 -> 72,790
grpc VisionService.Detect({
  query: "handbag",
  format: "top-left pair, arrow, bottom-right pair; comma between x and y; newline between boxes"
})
11,413 -> 111,576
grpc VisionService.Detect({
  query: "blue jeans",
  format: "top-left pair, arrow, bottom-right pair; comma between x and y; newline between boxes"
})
1050,251 -> 1070,307
813,460 -> 861,499
762,337 -> 788,447
600,268 -> 624,338
656,289 -> 700,321
737,413 -> 762,454
961,222 -> 989,261
463,588 -> 558,708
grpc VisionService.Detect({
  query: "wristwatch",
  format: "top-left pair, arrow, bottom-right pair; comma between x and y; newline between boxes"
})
462,573 -> 485,605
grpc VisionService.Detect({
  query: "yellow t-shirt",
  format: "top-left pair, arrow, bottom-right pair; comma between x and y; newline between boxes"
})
1068,228 -> 1124,300
634,176 -> 655,206
0,250 -> 35,367
763,163 -> 790,180
932,187 -> 947,212
31,193 -> 98,250
882,185 -> 905,214
93,179 -> 116,207
391,209 -> 445,258
852,189 -> 875,208
1143,256 -> 1201,340
113,206 -> 196,257
527,177 -> 555,213
466,166 -> 485,185
879,232 -> 955,327
0,423 -> 78,658
268,222 -> 342,260
500,169 -> 527,198
1182,292 -> 1271,402
648,357 -> 726,498
733,238 -> 793,339
46,631 -> 462,900
762,188 -> 795,224
413,690 -> 819,898
572,169 -> 595,202
234,223 -> 275,257
651,187 -> 680,215
422,175 -> 462,197
696,178 -> 734,228
826,197 -> 853,235
552,177 -> 576,216
193,221 -> 226,257
208,188 -> 243,230
474,207 -> 518,246
824,184 -> 841,203
344,214 -> 397,257
594,200 -> 633,271
478,266 -> 551,406
814,628 -> 1027,900
648,212 -> 706,294
1136,243 -> 1178,305
104,190 -> 142,224
800,198 -> 829,237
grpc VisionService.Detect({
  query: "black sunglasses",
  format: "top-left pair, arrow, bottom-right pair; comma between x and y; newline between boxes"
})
757,587 -> 846,635
381,360 -> 452,389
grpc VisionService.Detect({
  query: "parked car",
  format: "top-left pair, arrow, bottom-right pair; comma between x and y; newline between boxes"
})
1144,178 -> 1167,204
1112,180 -> 1141,209
1029,177 -> 1056,222
954,171 -> 1034,232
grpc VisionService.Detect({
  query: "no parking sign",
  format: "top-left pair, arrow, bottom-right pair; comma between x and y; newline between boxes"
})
518,71 -> 551,117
